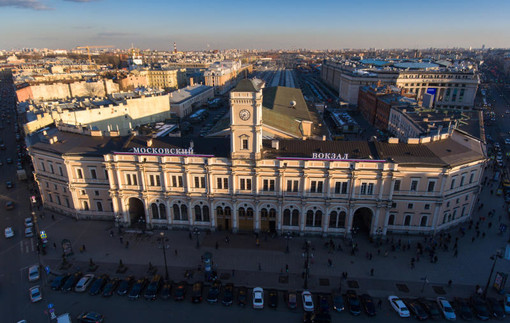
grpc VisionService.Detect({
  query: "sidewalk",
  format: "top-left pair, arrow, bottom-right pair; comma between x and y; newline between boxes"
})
35,166 -> 509,299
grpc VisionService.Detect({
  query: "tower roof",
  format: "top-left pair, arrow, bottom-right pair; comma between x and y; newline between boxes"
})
232,78 -> 263,92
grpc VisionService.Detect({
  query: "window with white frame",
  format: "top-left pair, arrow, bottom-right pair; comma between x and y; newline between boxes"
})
360,182 -> 374,195
427,179 -> 436,192
76,168 -> 83,179
125,173 -> 138,186
393,180 -> 401,191
171,175 -> 183,187
410,179 -> 419,191
194,176 -> 206,188
404,214 -> 412,226
96,201 -> 103,212
310,180 -> 323,193
460,174 -> 466,186
469,172 -> 475,184
240,178 -> 252,191
216,177 -> 229,190
149,174 -> 161,187
286,179 -> 299,192
263,179 -> 275,192
450,177 -> 456,189
49,163 -> 54,174
39,160 -> 46,172
89,168 -> 97,179
335,181 -> 348,194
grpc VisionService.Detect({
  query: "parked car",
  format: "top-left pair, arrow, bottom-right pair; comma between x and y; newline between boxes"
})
77,312 -> 104,323
487,297 -> 506,319
405,299 -> 428,320
222,283 -> 234,306
345,290 -> 361,316
286,290 -> 298,310
128,278 -> 148,300
302,290 -> 314,312
252,287 -> 264,309
332,292 -> 345,312
454,297 -> 474,321
206,280 -> 220,303
28,265 -> 40,282
29,285 -> 42,303
418,298 -> 442,320
174,281 -> 186,301
160,282 -> 172,300
116,276 -> 135,296
360,293 -> 376,316
6,181 -> 13,189
4,227 -> 14,238
268,289 -> 278,308
24,227 -> 33,238
191,282 -> 203,303
51,274 -> 69,291
504,294 -> 510,314
102,278 -> 119,297
144,275 -> 162,300
24,217 -> 33,227
237,286 -> 247,307
318,294 -> 330,313
5,201 -> 14,210
62,272 -> 82,292
89,275 -> 109,296
75,274 -> 95,293
388,296 -> 410,317
437,297 -> 456,321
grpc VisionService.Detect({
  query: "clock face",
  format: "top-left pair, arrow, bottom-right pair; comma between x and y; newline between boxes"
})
239,109 -> 251,121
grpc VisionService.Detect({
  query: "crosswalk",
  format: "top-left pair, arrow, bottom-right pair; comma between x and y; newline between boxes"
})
20,238 -> 35,254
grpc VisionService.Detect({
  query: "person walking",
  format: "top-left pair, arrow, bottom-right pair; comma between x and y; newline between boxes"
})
328,258 -> 332,267
370,268 -> 374,276
448,280 -> 452,287
120,236 -> 123,244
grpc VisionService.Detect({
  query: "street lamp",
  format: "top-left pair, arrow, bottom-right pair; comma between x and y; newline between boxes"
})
483,251 -> 503,299
193,228 -> 200,249
303,240 -> 312,289
159,232 -> 169,281
284,232 -> 292,254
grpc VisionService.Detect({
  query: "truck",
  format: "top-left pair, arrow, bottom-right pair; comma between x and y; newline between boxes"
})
17,169 -> 27,181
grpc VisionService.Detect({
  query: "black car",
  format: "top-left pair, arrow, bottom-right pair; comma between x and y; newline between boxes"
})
454,297 -> 474,321
77,312 -> 104,323
418,298 -> 442,320
405,299 -> 428,320
238,286 -> 248,306
102,278 -> 119,297
268,289 -> 278,308
222,283 -> 234,306
345,290 -> 361,315
51,274 -> 70,291
6,158 -> 12,164
128,278 -> 147,300
470,296 -> 490,321
332,292 -> 344,312
207,281 -> 221,303
161,282 -> 172,300
487,297 -> 506,319
191,281 -> 203,303
62,272 -> 82,292
360,294 -> 376,316
89,274 -> 109,296
116,276 -> 135,296
314,312 -> 332,323
174,281 -> 187,301
144,275 -> 162,300
318,294 -> 330,313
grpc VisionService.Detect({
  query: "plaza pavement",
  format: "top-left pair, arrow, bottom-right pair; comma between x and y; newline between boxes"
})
35,166 -> 510,299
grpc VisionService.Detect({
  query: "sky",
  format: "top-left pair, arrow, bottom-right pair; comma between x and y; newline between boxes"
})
1,0 -> 509,51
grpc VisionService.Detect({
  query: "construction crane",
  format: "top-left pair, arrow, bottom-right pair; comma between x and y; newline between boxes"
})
76,45 -> 114,64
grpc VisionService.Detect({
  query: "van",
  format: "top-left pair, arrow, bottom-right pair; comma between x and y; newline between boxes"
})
57,313 -> 72,323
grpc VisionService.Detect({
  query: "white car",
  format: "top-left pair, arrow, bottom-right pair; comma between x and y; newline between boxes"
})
24,217 -> 33,227
28,265 -> 40,282
302,290 -> 314,312
29,285 -> 42,303
25,227 -> 34,238
252,287 -> 264,309
4,227 -> 14,238
504,294 -> 510,314
437,297 -> 456,320
388,296 -> 410,317
74,274 -> 94,292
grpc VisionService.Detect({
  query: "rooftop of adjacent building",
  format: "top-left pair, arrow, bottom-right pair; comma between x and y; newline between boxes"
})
169,84 -> 213,104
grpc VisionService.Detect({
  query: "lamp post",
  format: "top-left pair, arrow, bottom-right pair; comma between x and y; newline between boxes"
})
193,228 -> 200,249
159,232 -> 169,281
284,232 -> 292,254
303,240 -> 311,289
483,251 -> 502,299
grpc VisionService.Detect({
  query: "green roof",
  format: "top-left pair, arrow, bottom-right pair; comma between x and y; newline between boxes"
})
231,79 -> 262,92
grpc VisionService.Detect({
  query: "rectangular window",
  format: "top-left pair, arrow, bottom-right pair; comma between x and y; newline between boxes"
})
156,175 -> 161,186
81,189 -> 86,196
59,166 -> 63,176
360,183 -> 367,195
65,198 -> 70,208
460,175 -> 465,186
408,203 -> 414,209
424,204 -> 430,210
201,177 -> 206,188
56,195 -> 61,205
286,180 -> 299,192
150,175 -> 155,186
450,178 -> 456,189
223,178 -> 228,189
469,172 -> 475,184
367,183 -> 374,195
410,180 -> 418,191
262,179 -> 275,192
83,201 -> 89,211
48,194 -> 53,203
126,174 -> 132,186
194,177 -> 199,188
178,176 -> 183,187
217,177 -> 222,189
427,180 -> 436,192
132,174 -> 137,185
104,169 -> 108,180
96,201 -> 103,212
90,168 -> 97,179
94,190 -> 99,196
40,161 -> 46,172
242,139 -> 248,150
240,178 -> 252,191
77,168 -> 83,179
394,180 -> 401,191
49,163 -> 54,174
263,179 -> 269,191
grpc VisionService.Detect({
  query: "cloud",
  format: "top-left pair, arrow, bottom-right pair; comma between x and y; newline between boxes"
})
97,32 -> 134,38
63,0 -> 98,2
0,0 -> 52,10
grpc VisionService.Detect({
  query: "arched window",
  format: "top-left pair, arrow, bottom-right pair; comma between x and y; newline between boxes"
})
269,208 -> 276,218
246,208 -> 254,217
203,205 -> 210,222
306,210 -> 322,227
83,201 -> 89,211
338,211 -> 346,227
291,209 -> 299,226
315,210 -> 322,227
151,203 -> 159,219
238,207 -> 246,217
181,204 -> 188,221
283,209 -> 291,226
404,215 -> 411,226
261,208 -> 268,218
173,204 -> 180,220
420,216 -> 428,227
224,207 -> 231,217
159,204 -> 167,219
388,214 -> 395,225
194,205 -> 202,221
216,206 -> 224,217
329,211 -> 338,228
306,210 -> 314,227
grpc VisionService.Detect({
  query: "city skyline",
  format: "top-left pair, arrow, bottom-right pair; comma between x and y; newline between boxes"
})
1,0 -> 510,50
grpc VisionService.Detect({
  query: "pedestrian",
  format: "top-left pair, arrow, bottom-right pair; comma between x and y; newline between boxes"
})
258,263 -> 262,271
370,268 -> 374,276
215,241 -> 219,249
472,236 -> 475,243
174,249 -> 178,256
110,230 -> 114,237
53,242 -> 57,249
448,280 -> 452,287
328,258 -> 332,267
434,255 -> 438,263
51,214 -> 55,221
125,241 -> 129,248
256,238 -> 260,247
286,264 -> 289,273
188,232 -> 192,240
232,269 -> 235,277
120,236 -> 123,244
482,232 -> 486,238
454,249 -> 458,257
377,299 -> 382,309
82,244 -> 86,252
488,222 -> 492,229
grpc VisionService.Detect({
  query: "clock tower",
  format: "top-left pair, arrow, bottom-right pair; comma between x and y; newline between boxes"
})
230,79 -> 264,160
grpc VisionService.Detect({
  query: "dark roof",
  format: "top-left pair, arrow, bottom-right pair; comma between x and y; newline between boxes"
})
374,141 -> 445,166
231,79 -> 262,92
263,139 -> 376,160
125,136 -> 230,158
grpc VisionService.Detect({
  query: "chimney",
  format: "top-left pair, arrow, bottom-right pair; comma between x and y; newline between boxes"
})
190,77 -> 194,86
271,139 -> 279,150
147,138 -> 153,147
190,140 -> 194,149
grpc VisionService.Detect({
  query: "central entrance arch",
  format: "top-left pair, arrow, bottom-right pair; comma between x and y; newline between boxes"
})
128,197 -> 145,226
352,207 -> 373,235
